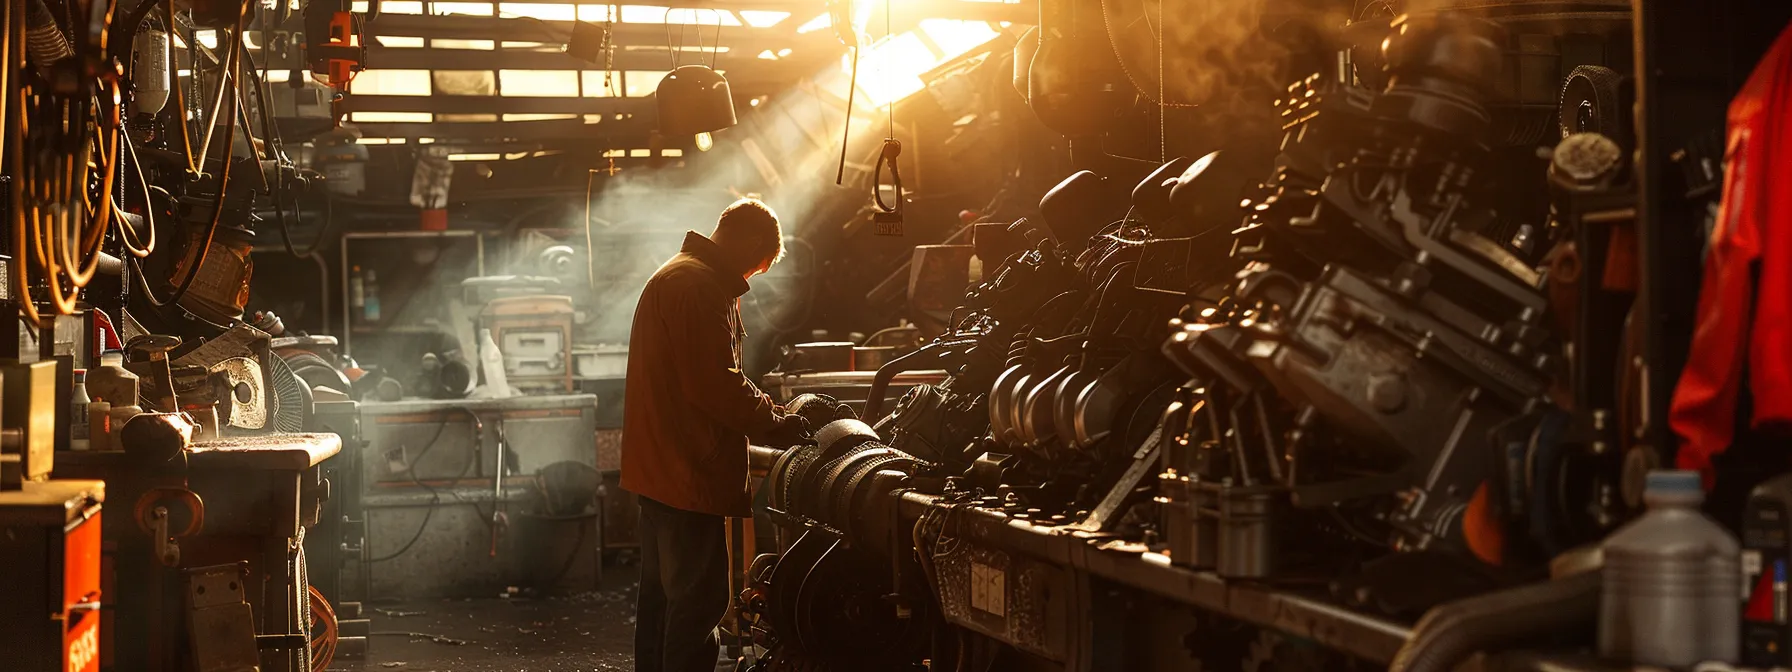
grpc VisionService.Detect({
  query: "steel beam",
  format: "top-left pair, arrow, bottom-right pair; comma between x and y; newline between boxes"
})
368,13 -> 832,51
365,0 -> 1033,23
349,119 -> 654,140
362,43 -> 828,75
340,94 -> 655,115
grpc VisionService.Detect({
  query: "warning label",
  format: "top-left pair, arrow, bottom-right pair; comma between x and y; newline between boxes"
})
970,562 -> 1006,617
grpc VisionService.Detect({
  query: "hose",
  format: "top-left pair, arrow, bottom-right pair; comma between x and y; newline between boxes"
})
1389,569 -> 1603,672
862,339 -> 973,420
133,2 -> 246,309
365,408 -> 482,563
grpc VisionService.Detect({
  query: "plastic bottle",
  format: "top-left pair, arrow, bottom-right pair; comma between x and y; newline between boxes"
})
479,329 -> 511,398
85,352 -> 140,407
86,400 -> 111,451
1599,470 -> 1741,667
1741,473 -> 1792,666
364,269 -> 381,322
69,371 -> 90,451
350,265 -> 366,312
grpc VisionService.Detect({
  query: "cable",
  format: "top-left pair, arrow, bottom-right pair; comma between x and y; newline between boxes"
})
533,518 -> 591,590
164,0 -> 238,178
243,22 -> 328,260
1155,0 -> 1165,162
369,631 -> 467,646
117,129 -> 158,257
834,44 -> 859,185
11,0 -> 124,326
132,7 -> 246,309
884,0 -> 892,139
365,408 -> 482,563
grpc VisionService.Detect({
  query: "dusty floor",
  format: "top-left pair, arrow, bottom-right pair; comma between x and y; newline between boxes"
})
331,567 -> 642,672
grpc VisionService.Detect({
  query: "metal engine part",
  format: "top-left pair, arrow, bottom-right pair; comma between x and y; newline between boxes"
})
747,10 -> 1641,670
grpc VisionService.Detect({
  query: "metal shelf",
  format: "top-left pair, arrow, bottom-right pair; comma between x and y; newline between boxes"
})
339,230 -> 487,356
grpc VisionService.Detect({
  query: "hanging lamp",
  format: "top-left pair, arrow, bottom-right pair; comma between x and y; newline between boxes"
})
656,9 -> 736,137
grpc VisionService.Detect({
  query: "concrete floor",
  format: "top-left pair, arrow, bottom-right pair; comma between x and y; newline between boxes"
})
331,568 -> 642,672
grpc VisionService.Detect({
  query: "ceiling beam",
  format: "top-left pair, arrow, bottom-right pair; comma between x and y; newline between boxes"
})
366,1 -> 1032,46
368,14 -> 834,52
363,43 -> 829,75
341,93 -> 657,115
365,1 -> 1032,23
894,0 -> 1035,24
351,117 -> 655,140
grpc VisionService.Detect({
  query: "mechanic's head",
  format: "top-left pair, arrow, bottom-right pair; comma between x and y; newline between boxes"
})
711,198 -> 785,279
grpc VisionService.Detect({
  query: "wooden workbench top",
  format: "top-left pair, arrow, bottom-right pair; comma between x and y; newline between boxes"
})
186,433 -> 342,470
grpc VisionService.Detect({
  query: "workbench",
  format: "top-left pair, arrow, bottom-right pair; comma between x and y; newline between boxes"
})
357,394 -> 602,598
55,432 -> 339,672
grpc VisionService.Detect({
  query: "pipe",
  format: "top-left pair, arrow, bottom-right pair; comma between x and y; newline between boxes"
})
862,340 -> 968,420
1390,569 -> 1603,672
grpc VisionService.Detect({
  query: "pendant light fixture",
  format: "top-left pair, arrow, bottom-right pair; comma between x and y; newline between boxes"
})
656,9 -> 736,138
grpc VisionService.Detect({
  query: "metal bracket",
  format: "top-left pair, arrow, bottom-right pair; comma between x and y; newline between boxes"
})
185,563 -> 261,672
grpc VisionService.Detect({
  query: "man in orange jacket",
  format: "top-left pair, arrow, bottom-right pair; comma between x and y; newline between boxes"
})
621,198 -> 808,672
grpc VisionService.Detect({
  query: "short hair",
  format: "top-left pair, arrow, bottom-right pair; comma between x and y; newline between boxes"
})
714,198 -> 785,268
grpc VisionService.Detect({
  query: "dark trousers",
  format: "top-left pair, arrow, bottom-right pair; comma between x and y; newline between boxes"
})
634,496 -> 729,672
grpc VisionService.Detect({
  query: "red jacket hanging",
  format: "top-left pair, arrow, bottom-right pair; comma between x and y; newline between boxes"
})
1671,21 -> 1792,482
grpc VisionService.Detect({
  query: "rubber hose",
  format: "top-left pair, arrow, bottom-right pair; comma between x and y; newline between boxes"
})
864,341 -> 967,420
1390,568 -> 1603,672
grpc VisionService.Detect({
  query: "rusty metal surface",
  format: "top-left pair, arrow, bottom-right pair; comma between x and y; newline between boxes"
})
933,542 -> 1070,662
596,428 -> 622,471
187,433 -> 342,470
186,563 -> 261,672
896,492 -> 1413,665
0,479 -> 104,526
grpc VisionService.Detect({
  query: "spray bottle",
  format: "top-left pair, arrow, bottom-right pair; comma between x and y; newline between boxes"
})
479,329 -> 511,398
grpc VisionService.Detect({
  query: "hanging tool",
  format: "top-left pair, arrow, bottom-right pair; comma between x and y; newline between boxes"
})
869,0 -> 902,235
872,139 -> 903,235
830,0 -> 859,185
318,11 -> 363,126
489,421 -> 511,557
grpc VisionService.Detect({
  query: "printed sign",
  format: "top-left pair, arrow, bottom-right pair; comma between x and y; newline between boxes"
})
66,617 -> 98,672
969,561 -> 1006,618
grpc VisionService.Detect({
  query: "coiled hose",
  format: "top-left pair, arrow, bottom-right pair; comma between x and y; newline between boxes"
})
1390,568 -> 1603,672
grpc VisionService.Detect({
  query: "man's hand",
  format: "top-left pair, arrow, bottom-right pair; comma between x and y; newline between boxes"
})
761,413 -> 814,448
